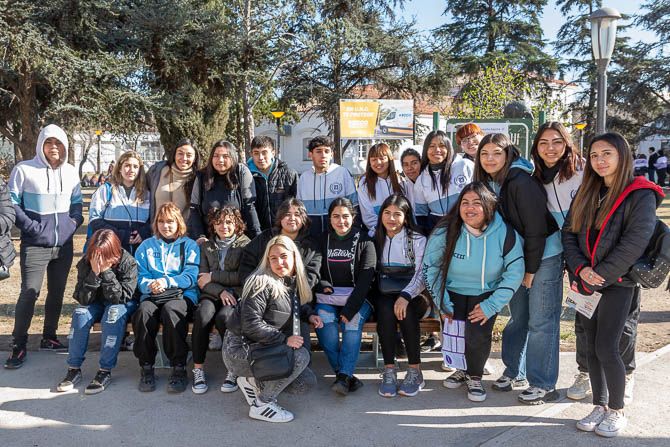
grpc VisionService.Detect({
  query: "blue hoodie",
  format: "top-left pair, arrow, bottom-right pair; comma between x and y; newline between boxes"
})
9,124 -> 83,247
135,235 -> 200,304
422,212 -> 525,319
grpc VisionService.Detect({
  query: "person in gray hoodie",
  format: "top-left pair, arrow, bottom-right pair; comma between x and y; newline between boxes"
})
5,124 -> 83,369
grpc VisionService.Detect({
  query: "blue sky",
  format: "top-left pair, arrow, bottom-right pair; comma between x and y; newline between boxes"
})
400,0 -> 656,48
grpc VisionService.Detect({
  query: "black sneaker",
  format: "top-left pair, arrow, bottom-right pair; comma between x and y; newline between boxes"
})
331,373 -> 351,396
4,345 -> 27,369
518,386 -> 560,405
420,334 -> 441,353
39,338 -> 68,352
349,375 -> 364,392
167,365 -> 188,393
56,368 -> 82,392
85,370 -> 112,395
138,365 -> 156,392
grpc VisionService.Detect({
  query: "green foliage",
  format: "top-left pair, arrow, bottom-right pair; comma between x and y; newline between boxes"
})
437,0 -> 557,76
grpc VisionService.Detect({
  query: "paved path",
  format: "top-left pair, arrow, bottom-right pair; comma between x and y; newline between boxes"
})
1,348 -> 669,446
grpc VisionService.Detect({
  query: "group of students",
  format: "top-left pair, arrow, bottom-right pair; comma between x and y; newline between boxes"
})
0,122 -> 661,436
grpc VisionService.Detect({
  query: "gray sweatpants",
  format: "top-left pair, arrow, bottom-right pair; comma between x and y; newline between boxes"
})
221,332 -> 315,401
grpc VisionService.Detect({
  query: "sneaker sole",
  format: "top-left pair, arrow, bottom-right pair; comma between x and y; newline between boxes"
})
4,360 -> 25,369
595,427 -> 623,438
220,385 -> 239,393
567,390 -> 590,400
249,412 -> 294,423
84,386 -> 106,395
576,423 -> 598,432
39,348 -> 68,352
331,384 -> 349,396
468,392 -> 487,402
57,383 -> 76,392
518,390 -> 560,405
167,386 -> 187,394
443,380 -> 465,389
492,383 -> 513,392
378,389 -> 397,398
398,381 -> 425,397
441,364 -> 455,372
191,385 -> 209,394
139,385 -> 156,392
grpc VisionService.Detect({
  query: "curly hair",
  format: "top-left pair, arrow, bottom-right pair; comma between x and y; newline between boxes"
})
207,205 -> 246,238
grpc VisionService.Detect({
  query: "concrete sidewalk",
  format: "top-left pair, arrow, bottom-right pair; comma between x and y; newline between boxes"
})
1,348 -> 669,447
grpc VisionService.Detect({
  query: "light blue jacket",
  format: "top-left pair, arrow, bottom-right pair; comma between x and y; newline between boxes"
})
422,212 -> 525,319
135,236 -> 200,304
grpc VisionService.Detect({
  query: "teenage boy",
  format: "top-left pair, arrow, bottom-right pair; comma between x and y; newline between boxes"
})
5,124 -> 83,369
297,136 -> 358,237
248,136 -> 298,231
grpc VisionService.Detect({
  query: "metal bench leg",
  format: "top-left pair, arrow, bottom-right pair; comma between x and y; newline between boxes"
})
373,332 -> 383,369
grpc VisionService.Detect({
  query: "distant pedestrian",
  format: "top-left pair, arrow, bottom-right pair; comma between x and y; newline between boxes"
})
654,149 -> 667,186
647,147 -> 657,183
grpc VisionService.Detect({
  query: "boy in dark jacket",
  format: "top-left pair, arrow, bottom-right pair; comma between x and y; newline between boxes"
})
247,136 -> 298,231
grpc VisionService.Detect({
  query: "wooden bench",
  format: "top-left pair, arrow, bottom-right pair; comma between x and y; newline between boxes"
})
91,318 -> 442,369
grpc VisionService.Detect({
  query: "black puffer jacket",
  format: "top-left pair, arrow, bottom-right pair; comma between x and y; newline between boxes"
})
240,278 -> 313,344
562,177 -> 662,290
239,229 -> 322,289
249,160 -> 298,231
188,166 -> 262,240
199,234 -> 251,299
496,158 -> 558,273
0,178 -> 16,268
72,249 -> 138,305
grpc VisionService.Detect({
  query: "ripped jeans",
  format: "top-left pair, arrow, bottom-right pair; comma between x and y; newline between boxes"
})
315,302 -> 372,376
67,300 -> 138,370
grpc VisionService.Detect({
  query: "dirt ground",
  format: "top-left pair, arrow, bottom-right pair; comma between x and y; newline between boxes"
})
0,232 -> 668,352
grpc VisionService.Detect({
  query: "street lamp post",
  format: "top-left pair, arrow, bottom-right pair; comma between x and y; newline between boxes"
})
270,111 -> 285,158
94,129 -> 102,173
575,122 -> 587,156
590,7 -> 622,135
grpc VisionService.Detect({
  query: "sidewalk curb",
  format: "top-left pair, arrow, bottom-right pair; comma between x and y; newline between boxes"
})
479,343 -> 670,446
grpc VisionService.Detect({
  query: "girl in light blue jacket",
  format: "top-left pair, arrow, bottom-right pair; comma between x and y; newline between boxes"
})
423,182 -> 524,402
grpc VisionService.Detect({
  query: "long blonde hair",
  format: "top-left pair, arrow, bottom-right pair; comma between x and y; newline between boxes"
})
241,235 -> 312,305
111,151 -> 147,203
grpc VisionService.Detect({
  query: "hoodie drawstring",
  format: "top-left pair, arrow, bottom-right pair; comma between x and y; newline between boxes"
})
481,235 -> 487,290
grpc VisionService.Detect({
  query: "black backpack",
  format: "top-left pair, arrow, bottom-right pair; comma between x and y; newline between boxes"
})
627,218 -> 670,290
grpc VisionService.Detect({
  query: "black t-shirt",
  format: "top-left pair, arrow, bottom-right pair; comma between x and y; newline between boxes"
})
324,230 -> 360,287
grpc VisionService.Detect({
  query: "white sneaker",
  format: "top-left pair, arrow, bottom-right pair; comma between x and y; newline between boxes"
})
249,399 -> 294,423
567,372 -> 591,400
624,374 -> 634,405
208,333 -> 222,350
441,362 -> 455,372
595,409 -> 627,438
191,368 -> 208,394
466,376 -> 487,402
576,405 -> 607,432
237,376 -> 259,406
220,371 -> 239,393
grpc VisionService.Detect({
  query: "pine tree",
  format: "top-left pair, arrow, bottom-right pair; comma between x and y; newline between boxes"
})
437,0 -> 557,76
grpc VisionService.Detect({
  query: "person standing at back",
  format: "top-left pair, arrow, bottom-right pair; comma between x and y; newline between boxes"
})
647,147 -> 657,183
248,136 -> 298,231
653,149 -> 667,187
5,124 -> 83,369
297,136 -> 358,237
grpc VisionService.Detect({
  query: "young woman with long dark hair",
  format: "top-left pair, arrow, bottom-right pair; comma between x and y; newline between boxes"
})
146,138 -> 199,223
189,140 -> 261,240
563,132 -> 662,438
413,130 -> 473,233
358,143 -> 407,236
314,198 -> 376,395
374,194 -> 428,398
475,133 -> 563,405
423,183 -> 524,402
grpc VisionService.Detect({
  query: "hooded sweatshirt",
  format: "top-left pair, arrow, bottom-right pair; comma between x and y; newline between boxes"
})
135,235 -> 200,304
297,163 -> 358,235
422,212 -> 525,319
358,175 -> 410,237
414,154 -> 474,225
538,161 -> 584,259
9,124 -> 83,247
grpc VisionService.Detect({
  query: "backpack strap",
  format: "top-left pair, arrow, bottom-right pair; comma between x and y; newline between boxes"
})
100,182 -> 113,220
503,222 -> 516,257
405,229 -> 415,264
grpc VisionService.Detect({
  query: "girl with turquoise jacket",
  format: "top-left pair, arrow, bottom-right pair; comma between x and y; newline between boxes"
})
423,182 -> 524,402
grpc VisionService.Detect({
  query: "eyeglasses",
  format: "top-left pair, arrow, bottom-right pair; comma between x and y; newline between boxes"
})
461,135 -> 481,145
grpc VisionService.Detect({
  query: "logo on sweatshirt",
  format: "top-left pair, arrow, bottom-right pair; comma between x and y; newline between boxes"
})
330,182 -> 343,195
453,252 -> 466,260
454,175 -> 467,186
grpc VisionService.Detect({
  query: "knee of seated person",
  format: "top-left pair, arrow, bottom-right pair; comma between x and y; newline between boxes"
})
317,308 -> 337,325
72,306 -> 95,327
343,312 -> 364,332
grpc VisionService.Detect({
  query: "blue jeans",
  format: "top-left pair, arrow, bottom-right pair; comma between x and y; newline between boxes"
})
501,254 -> 563,390
315,301 -> 372,376
67,300 -> 138,370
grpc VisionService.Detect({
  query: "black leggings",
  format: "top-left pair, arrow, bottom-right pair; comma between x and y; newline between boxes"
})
578,285 -> 635,410
451,291 -> 497,378
191,298 -> 236,365
376,295 -> 427,365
